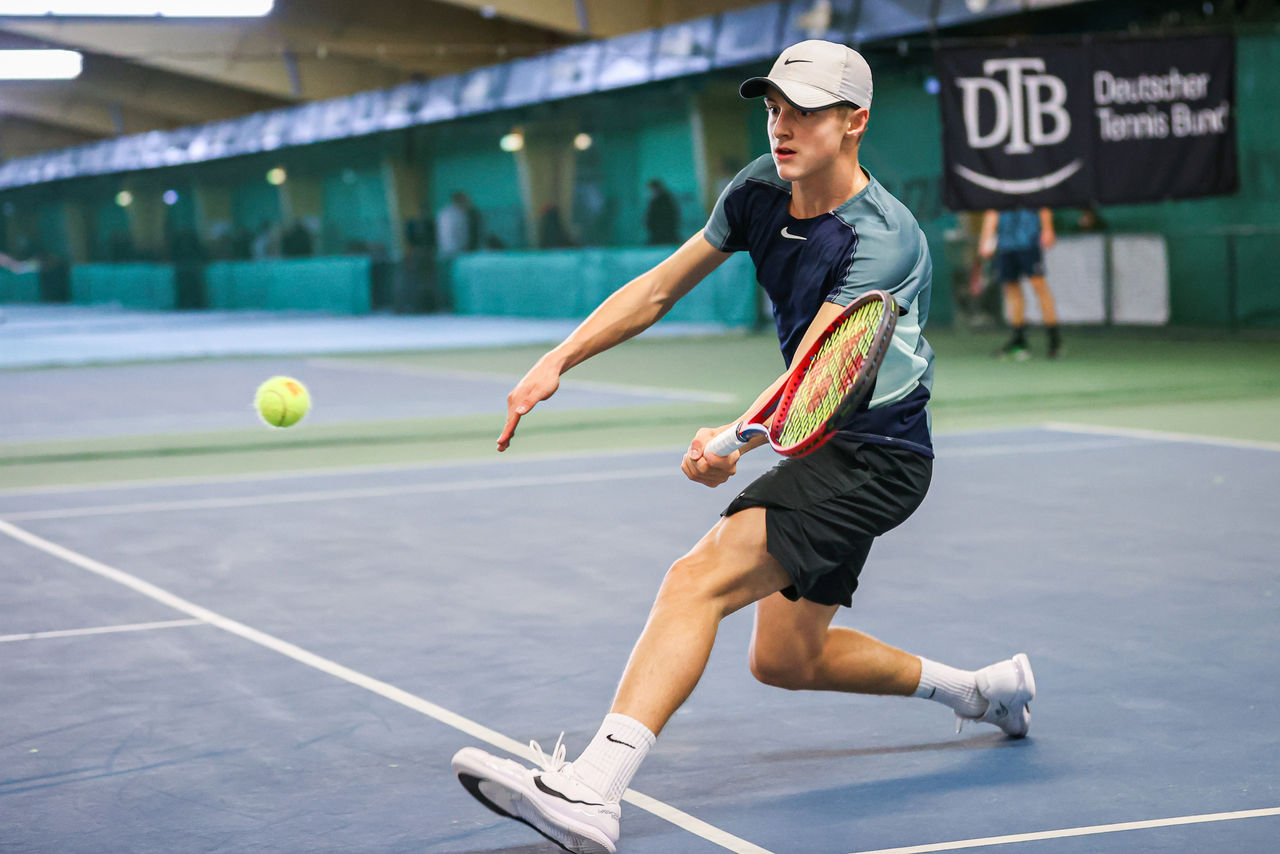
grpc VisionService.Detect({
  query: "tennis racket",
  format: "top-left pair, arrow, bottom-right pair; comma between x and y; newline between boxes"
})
704,289 -> 898,458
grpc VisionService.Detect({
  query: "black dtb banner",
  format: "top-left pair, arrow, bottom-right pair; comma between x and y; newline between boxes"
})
937,35 -> 1236,210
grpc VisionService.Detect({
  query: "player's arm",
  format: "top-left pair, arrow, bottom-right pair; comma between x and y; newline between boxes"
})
1038,208 -> 1056,250
978,210 -> 999,259
0,251 -> 33,273
683,299 -> 848,487
498,230 -> 731,451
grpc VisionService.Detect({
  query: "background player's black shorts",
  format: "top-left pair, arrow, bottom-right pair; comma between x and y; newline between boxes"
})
723,437 -> 932,607
996,246 -> 1045,282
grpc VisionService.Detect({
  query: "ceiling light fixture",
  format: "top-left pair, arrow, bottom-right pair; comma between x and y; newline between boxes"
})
0,49 -> 82,80
499,131 -> 524,153
0,1 -> 274,17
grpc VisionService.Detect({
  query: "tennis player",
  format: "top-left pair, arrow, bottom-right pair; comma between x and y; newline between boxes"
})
979,207 -> 1061,359
453,40 -> 1035,854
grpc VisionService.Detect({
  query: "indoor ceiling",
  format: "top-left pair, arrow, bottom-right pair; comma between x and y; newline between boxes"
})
0,0 -> 759,160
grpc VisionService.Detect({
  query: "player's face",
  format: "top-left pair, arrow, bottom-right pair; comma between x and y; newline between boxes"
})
764,92 -> 859,183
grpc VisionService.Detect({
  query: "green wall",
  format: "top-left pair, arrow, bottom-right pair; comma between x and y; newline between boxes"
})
427,123 -> 524,248
0,269 -> 40,302
232,177 -> 282,233
322,165 -> 393,252
451,247 -> 759,326
71,262 -> 176,309
92,197 -> 131,261
586,114 -> 701,246
36,203 -> 71,259
4,27 -> 1279,327
205,256 -> 372,312
635,115 -> 701,240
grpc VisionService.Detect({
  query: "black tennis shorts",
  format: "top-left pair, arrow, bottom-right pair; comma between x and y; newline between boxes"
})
723,437 -> 932,607
996,246 -> 1045,283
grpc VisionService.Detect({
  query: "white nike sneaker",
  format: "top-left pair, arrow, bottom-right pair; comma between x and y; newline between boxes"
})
452,735 -> 620,854
957,653 -> 1036,738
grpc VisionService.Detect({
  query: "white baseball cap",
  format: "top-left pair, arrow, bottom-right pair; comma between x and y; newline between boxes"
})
740,40 -> 873,110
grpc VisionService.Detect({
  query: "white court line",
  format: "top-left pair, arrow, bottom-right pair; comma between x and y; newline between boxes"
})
308,357 -> 738,404
943,438 -> 1136,458
0,618 -> 204,643
0,518 -> 775,854
848,806 -> 1280,854
0,437 -> 1143,522
1043,421 -> 1280,453
0,424 -> 1110,501
0,466 -> 675,522
0,445 -> 681,498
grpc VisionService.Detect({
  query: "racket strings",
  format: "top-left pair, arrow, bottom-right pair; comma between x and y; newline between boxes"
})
776,302 -> 884,447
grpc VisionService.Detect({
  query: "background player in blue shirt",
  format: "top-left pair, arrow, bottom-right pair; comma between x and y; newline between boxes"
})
980,207 -> 1062,359
453,40 -> 1036,854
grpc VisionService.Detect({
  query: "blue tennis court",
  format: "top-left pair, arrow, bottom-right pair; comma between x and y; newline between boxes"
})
3,425 -> 1276,853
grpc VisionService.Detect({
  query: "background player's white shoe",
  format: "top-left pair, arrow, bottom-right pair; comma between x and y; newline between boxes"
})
452,736 -> 620,854
958,653 -> 1036,738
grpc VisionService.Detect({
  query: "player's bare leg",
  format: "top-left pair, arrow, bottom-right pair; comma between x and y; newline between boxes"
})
1000,280 -> 1030,359
1029,274 -> 1062,358
1028,275 -> 1057,326
750,579 -> 1035,738
610,507 -> 792,734
453,509 -> 791,854
749,594 -> 920,694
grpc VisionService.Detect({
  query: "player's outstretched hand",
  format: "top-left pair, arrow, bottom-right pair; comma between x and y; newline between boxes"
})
683,427 -> 739,487
498,357 -> 561,452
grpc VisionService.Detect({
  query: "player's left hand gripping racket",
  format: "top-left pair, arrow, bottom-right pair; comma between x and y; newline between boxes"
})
704,289 -> 899,458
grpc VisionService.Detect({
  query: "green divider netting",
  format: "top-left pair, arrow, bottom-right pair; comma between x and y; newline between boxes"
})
449,247 -> 760,326
0,269 -> 41,303
71,263 -> 177,309
204,257 -> 372,313
1167,235 -> 1231,326
57,258 -> 373,313
1232,231 -> 1280,328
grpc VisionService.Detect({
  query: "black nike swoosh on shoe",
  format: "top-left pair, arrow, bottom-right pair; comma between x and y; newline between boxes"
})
605,733 -> 637,749
534,775 -> 606,806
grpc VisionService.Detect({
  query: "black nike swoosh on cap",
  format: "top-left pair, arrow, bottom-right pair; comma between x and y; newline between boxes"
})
783,58 -> 812,65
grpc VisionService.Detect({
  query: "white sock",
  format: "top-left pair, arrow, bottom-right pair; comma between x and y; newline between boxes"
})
572,713 -> 656,803
914,657 -> 988,717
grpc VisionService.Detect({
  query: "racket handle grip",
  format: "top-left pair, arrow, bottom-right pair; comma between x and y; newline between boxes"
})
704,424 -> 747,457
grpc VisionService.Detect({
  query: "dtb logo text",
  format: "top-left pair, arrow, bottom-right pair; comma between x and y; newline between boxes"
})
955,58 -> 1071,153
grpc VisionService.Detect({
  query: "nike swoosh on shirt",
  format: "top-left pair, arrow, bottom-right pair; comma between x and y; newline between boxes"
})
780,227 -> 806,240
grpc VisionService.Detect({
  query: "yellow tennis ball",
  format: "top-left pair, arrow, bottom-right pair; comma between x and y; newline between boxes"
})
255,376 -> 310,428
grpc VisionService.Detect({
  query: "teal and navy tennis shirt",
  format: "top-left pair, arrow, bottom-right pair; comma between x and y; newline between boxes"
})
703,154 -> 934,456
996,208 -> 1043,252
